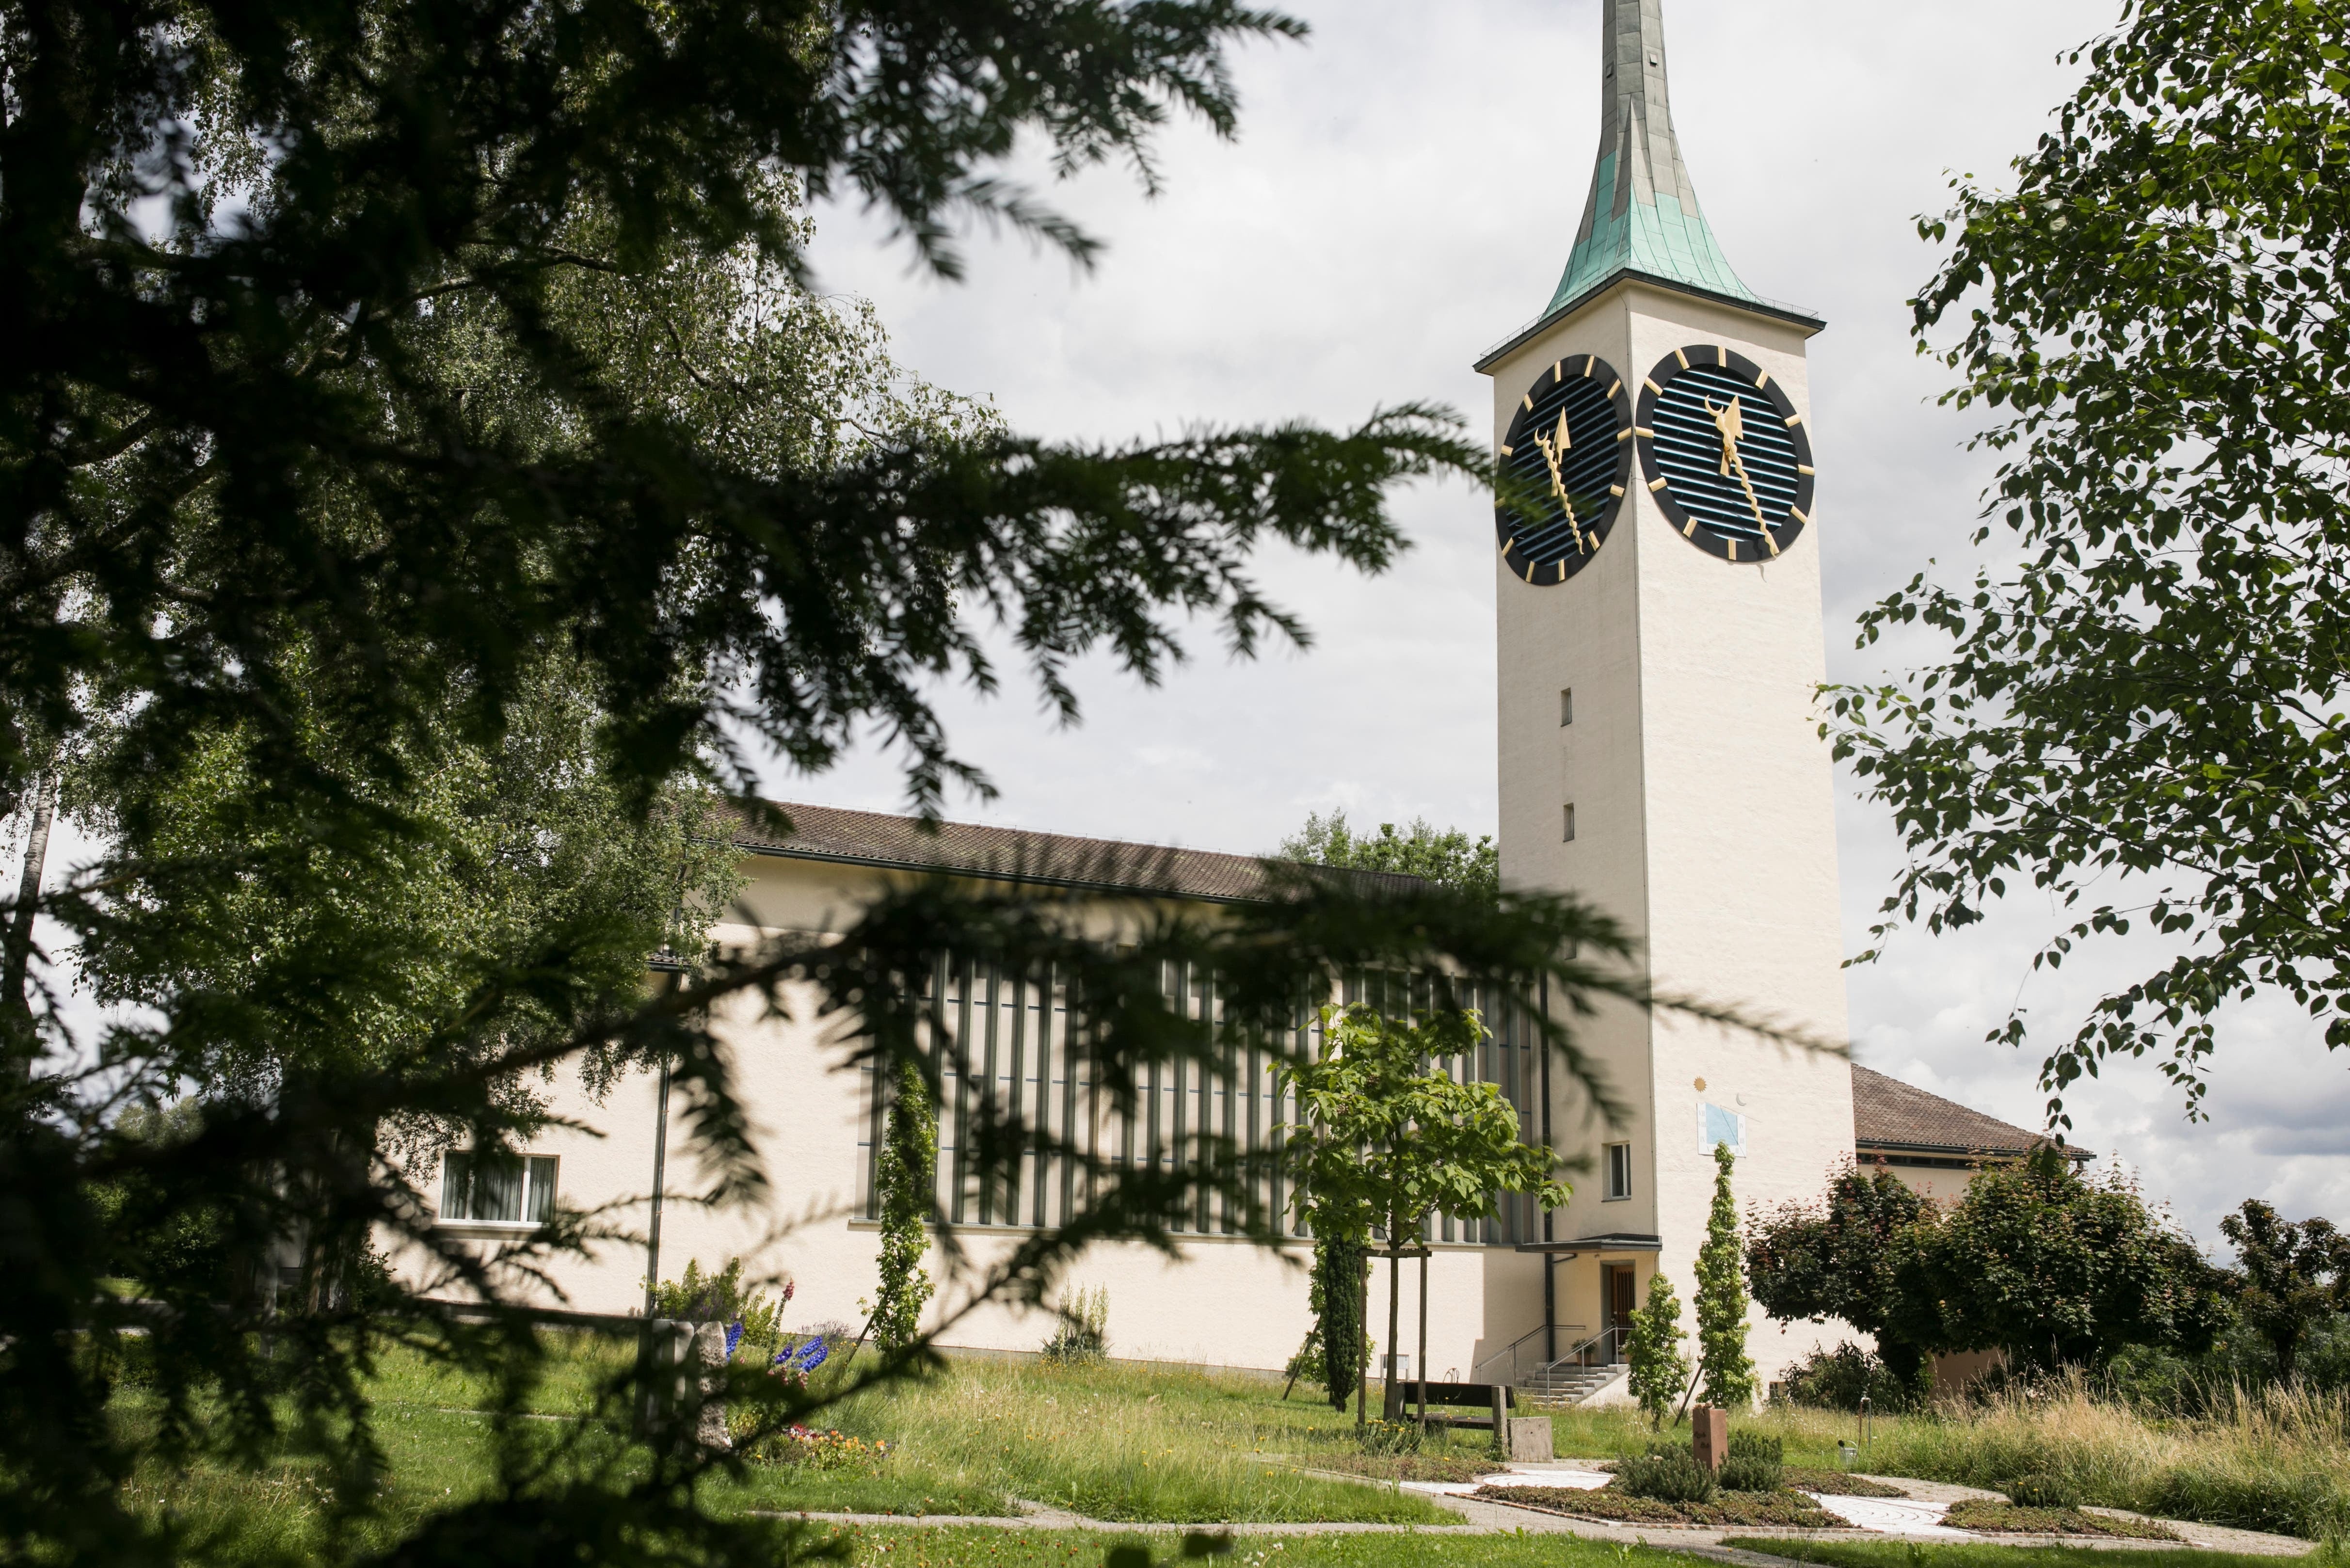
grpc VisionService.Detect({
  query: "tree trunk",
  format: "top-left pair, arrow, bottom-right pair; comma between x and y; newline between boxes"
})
1382,1244 -> 1403,1422
3,770 -> 57,1078
1416,1248 -> 1429,1428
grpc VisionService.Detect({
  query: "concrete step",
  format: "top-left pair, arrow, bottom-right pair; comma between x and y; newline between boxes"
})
1516,1363 -> 1629,1407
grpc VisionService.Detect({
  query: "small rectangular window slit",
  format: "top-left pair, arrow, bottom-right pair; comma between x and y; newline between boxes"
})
1562,803 -> 1577,842
1560,688 -> 1574,726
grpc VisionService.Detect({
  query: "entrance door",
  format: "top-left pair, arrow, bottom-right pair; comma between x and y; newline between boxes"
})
1602,1264 -> 1638,1363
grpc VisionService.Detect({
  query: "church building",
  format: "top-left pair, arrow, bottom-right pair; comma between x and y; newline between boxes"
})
422,0 -> 2062,1402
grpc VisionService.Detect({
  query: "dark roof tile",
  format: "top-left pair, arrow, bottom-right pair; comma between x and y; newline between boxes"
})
732,800 -> 1423,903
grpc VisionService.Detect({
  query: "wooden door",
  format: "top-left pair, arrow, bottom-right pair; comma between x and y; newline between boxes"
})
1607,1266 -> 1638,1360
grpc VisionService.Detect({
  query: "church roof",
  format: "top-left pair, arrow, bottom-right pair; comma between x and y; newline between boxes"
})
1852,1063 -> 2086,1161
733,804 -> 2079,1161
731,799 -> 1422,905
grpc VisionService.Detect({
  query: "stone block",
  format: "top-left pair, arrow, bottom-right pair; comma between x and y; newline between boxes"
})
1692,1405 -> 1727,1472
1505,1416 -> 1554,1462
693,1319 -> 733,1453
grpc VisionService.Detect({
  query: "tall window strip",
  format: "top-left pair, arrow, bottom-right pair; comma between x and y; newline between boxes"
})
860,963 -> 1544,1246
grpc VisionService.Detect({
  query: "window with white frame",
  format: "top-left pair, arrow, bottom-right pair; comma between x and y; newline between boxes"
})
440,1152 -> 558,1225
1604,1141 -> 1632,1200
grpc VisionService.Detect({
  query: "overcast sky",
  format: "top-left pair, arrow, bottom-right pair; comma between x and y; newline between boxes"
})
783,0 -> 2350,1250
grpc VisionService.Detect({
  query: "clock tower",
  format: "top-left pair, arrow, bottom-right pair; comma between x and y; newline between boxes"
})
1479,0 -> 1853,1392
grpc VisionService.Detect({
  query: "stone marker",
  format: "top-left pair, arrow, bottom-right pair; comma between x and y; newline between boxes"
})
1692,1405 -> 1727,1472
639,1318 -> 698,1440
1505,1416 -> 1555,1463
693,1319 -> 732,1452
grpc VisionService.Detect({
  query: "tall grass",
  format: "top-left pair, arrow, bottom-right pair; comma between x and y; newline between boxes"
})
1533,1374 -> 2350,1539
1866,1378 -> 2350,1540
813,1356 -> 1448,1523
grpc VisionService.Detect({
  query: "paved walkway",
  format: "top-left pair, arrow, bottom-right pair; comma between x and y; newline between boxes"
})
763,1466 -> 2317,1558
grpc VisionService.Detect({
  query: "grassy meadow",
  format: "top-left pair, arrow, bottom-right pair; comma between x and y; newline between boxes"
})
115,1334 -> 1454,1561
110,1331 -> 2350,1561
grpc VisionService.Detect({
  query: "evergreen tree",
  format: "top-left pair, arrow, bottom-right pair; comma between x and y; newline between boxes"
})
1695,1142 -> 1758,1409
1312,1233 -> 1369,1412
868,1060 -> 938,1353
1626,1271 -> 1692,1426
0,1 -> 1699,1559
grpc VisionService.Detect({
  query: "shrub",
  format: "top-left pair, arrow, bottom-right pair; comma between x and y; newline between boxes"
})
1358,1420 -> 1423,1456
650,1257 -> 790,1354
1617,1445 -> 1718,1504
1719,1432 -> 1783,1492
1781,1342 -> 1917,1412
1717,1454 -> 1782,1492
2007,1472 -> 2083,1509
1041,1283 -> 1109,1363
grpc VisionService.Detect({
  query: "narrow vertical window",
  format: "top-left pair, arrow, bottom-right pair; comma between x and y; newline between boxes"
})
1560,688 -> 1574,726
1604,1142 -> 1632,1200
1563,803 -> 1577,842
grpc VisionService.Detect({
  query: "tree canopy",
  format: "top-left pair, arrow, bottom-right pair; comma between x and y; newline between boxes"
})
1743,1163 -> 1934,1389
1749,1152 -> 2228,1378
2219,1199 -> 2350,1384
1278,811 -> 1499,904
1830,0 -> 2350,1126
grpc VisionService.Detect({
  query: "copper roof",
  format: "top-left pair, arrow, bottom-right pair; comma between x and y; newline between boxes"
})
732,800 -> 1423,904
1852,1063 -> 2084,1160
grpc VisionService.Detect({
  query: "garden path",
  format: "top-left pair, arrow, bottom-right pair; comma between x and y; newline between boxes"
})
758,1468 -> 2317,1558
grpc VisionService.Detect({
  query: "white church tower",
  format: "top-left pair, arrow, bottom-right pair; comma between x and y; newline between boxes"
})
1477,0 -> 1854,1389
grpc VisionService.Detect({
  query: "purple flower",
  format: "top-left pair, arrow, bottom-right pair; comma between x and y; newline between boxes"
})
724,1321 -> 745,1359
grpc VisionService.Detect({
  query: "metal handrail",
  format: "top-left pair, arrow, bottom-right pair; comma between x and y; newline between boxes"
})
1470,1323 -> 1588,1387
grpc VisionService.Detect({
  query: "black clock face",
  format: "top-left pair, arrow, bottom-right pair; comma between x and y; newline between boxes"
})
1494,354 -> 1634,585
1635,345 -> 1816,563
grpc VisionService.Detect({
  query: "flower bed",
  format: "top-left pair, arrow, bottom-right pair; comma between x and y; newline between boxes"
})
746,1424 -> 895,1472
1942,1500 -> 2178,1540
1474,1485 -> 1851,1529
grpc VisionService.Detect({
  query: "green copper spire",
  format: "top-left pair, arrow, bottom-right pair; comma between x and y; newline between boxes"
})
1547,0 -> 1759,318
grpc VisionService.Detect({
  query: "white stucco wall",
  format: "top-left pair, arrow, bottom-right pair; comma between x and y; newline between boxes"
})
1485,279 -> 1856,1395
396,854 -> 1569,1380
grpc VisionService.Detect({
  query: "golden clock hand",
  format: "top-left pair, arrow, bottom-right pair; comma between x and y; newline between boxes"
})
1707,394 -> 1780,558
1531,419 -> 1588,554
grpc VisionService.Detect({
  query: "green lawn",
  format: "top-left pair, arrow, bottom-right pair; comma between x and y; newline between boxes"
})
1721,1541 -> 2318,1568
118,1334 -> 1455,1559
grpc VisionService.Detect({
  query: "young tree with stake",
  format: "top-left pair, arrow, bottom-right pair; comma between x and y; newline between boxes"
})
1279,1004 -> 1569,1423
